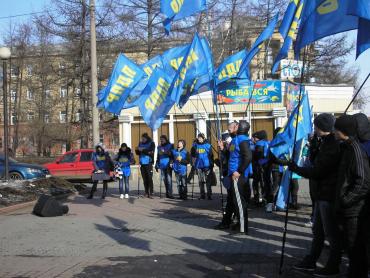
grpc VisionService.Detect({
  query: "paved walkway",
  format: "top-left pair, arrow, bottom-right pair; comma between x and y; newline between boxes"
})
0,178 -> 346,277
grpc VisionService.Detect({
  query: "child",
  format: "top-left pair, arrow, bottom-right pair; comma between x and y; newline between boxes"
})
172,140 -> 190,200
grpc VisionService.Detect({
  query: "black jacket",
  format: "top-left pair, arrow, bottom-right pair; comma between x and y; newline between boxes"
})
291,133 -> 340,202
336,138 -> 370,217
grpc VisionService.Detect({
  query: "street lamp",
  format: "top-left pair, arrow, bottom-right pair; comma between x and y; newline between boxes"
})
0,47 -> 11,181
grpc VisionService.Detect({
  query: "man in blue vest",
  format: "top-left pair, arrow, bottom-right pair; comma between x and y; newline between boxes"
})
155,135 -> 174,199
228,120 -> 253,234
251,130 -> 270,206
192,133 -> 214,200
135,133 -> 155,198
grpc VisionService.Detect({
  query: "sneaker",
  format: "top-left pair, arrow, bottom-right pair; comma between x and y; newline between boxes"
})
293,257 -> 316,271
304,220 -> 313,228
265,203 -> 273,213
313,267 -> 339,277
120,194 -> 124,199
124,194 -> 129,199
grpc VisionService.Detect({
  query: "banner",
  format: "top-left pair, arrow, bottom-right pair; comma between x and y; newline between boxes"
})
217,80 -> 282,104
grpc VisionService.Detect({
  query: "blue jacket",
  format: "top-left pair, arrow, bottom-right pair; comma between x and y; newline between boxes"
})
136,140 -> 155,165
156,143 -> 173,169
93,151 -> 111,174
172,148 -> 190,176
194,142 -> 212,169
116,150 -> 134,176
228,134 -> 253,177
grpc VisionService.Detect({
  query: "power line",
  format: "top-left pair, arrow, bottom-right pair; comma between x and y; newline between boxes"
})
0,12 -> 45,20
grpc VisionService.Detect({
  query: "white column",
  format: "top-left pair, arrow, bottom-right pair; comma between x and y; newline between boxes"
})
118,113 -> 133,148
194,111 -> 208,136
169,114 -> 174,143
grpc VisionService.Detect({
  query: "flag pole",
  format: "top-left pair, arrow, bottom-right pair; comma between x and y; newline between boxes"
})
344,72 -> 370,114
279,47 -> 307,275
205,0 -> 225,214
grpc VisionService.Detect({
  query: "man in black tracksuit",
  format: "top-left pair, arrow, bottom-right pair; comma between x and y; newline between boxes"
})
228,120 -> 252,234
290,113 -> 342,276
334,115 -> 370,278
215,121 -> 238,229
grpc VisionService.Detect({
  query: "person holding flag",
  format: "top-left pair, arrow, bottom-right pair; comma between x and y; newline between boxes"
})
172,140 -> 191,200
135,133 -> 156,198
155,135 -> 174,199
227,120 -> 253,235
289,113 -> 342,276
192,133 -> 214,200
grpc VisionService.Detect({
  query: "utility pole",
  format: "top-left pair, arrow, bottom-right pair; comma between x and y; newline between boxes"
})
90,0 -> 100,146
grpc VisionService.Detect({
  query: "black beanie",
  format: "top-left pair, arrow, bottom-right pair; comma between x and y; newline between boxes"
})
314,113 -> 335,132
334,115 -> 357,137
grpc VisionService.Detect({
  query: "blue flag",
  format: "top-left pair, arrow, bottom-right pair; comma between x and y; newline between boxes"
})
161,44 -> 190,77
270,92 -> 312,158
99,54 -> 145,114
178,37 -> 214,107
122,55 -> 164,109
348,0 -> 370,58
215,50 -> 247,85
237,14 -> 279,79
169,33 -> 212,104
294,0 -> 358,59
137,68 -> 175,130
161,0 -> 207,34
272,0 -> 305,73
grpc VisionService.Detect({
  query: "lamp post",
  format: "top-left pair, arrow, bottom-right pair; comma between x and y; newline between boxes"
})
0,47 -> 11,181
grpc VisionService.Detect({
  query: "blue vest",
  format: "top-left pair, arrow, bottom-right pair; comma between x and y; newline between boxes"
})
172,148 -> 188,176
93,152 -> 107,170
139,141 -> 153,165
194,142 -> 211,169
361,140 -> 370,158
256,139 -> 270,165
157,143 -> 173,169
228,135 -> 252,177
117,152 -> 132,176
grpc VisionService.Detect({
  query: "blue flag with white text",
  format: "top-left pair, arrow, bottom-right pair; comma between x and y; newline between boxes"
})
272,0 -> 305,73
238,14 -> 279,79
137,68 -> 175,130
215,50 -> 248,85
161,0 -> 207,34
99,54 -> 145,114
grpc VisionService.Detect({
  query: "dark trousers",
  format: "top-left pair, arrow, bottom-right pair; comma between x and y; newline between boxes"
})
198,168 -> 212,198
290,179 -> 299,207
252,165 -> 270,202
309,179 -> 317,221
140,164 -> 153,196
267,170 -> 282,204
222,187 -> 236,226
307,201 -> 342,269
232,176 -> 250,233
90,180 -> 108,197
160,168 -> 173,197
343,213 -> 369,278
176,174 -> 187,199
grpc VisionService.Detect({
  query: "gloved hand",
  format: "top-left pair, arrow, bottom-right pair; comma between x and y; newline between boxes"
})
288,161 -> 299,172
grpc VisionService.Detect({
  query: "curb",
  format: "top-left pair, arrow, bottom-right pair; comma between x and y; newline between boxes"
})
0,200 -> 37,215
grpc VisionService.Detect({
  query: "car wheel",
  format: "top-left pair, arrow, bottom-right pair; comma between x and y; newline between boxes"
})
9,172 -> 24,180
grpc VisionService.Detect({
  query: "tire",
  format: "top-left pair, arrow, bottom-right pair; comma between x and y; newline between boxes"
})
9,172 -> 24,180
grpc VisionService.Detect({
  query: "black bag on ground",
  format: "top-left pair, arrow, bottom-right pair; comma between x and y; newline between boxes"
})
33,194 -> 69,217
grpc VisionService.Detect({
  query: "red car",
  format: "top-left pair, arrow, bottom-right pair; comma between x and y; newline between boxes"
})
44,149 -> 95,180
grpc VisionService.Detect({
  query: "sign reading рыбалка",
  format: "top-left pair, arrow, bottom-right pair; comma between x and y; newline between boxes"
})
217,80 -> 282,104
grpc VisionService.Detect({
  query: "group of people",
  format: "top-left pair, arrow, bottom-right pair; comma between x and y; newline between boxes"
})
85,112 -> 370,277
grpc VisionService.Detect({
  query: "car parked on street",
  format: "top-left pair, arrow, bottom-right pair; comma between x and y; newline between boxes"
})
0,155 -> 50,180
43,149 -> 95,180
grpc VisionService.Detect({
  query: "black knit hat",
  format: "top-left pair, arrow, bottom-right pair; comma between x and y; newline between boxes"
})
334,115 -> 357,137
314,113 -> 335,132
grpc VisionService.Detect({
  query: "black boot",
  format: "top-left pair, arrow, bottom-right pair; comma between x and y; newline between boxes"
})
101,183 -> 108,199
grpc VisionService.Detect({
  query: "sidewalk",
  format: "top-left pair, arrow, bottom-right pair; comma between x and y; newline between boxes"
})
0,177 -> 345,277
